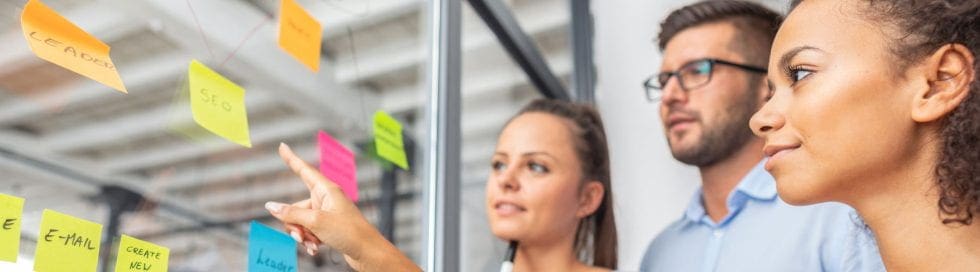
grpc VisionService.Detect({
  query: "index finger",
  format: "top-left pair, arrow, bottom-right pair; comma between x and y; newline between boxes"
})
278,142 -> 333,193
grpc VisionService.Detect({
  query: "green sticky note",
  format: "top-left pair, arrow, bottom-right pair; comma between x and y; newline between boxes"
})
34,209 -> 102,272
373,111 -> 408,170
115,235 -> 169,272
0,193 -> 24,262
188,59 -> 252,148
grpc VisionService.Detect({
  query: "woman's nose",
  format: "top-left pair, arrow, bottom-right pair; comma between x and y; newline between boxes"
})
750,96 -> 785,137
497,166 -> 521,191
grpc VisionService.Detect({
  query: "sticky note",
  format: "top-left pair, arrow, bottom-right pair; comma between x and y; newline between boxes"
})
21,0 -> 127,93
373,111 -> 408,170
0,194 -> 24,263
188,59 -> 252,148
278,0 -> 322,71
114,235 -> 169,272
248,221 -> 297,272
34,209 -> 102,272
318,130 -> 358,202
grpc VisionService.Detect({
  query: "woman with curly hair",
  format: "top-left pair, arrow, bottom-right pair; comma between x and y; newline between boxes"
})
751,0 -> 980,270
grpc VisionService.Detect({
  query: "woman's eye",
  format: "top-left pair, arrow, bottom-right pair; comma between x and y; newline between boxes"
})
492,161 -> 506,172
528,162 -> 549,173
789,67 -> 814,83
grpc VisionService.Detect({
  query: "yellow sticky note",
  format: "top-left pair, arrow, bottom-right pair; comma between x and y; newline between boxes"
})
0,193 -> 24,263
373,111 -> 408,170
115,235 -> 169,272
20,0 -> 127,93
188,60 -> 252,148
34,209 -> 102,272
278,0 -> 322,72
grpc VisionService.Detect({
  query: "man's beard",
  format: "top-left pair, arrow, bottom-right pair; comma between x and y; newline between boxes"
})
667,97 -> 758,167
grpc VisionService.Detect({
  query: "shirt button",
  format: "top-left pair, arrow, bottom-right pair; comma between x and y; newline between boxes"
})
713,230 -> 724,238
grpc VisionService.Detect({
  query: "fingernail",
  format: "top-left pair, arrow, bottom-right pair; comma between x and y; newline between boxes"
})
307,247 -> 316,256
280,142 -> 291,152
265,201 -> 285,214
290,231 -> 302,243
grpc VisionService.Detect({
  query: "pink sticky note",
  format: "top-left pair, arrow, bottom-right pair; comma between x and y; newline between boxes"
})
318,130 -> 358,202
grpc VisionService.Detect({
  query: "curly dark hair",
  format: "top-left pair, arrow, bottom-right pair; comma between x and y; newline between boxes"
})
515,99 -> 617,269
792,0 -> 980,225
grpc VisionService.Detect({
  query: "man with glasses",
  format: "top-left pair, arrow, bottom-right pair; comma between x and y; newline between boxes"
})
639,1 -> 883,271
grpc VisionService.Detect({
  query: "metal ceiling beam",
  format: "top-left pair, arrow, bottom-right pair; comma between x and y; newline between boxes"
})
41,86 -> 277,153
332,2 -> 569,84
241,0 -> 422,40
381,53 -> 572,114
318,0 -> 424,40
138,190 -> 417,240
0,139 -> 241,239
570,0 -> 595,103
0,2 -> 141,75
160,141 -> 319,190
467,0 -> 570,100
100,117 -> 320,173
108,0 -> 380,139
0,53 -> 187,126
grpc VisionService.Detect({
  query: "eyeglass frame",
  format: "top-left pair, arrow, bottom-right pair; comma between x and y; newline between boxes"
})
643,58 -> 768,102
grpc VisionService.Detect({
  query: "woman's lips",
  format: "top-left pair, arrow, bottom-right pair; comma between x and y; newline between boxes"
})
494,202 -> 526,216
763,144 -> 801,171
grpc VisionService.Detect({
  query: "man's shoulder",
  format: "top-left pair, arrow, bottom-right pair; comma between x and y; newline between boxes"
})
643,218 -> 692,254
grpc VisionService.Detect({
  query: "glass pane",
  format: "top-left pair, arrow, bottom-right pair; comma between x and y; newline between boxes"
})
0,0 -> 428,271
458,0 -> 562,271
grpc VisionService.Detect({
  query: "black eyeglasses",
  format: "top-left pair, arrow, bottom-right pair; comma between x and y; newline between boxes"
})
643,58 -> 767,101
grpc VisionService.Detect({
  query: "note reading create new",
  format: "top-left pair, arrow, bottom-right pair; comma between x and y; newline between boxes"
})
248,221 -> 297,272
34,209 -> 102,272
373,111 -> 409,170
20,0 -> 127,93
114,235 -> 169,272
188,59 -> 252,148
318,130 -> 358,202
278,0 -> 322,71
0,193 -> 24,263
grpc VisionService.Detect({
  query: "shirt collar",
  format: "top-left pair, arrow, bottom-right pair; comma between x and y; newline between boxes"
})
682,160 -> 777,224
733,160 -> 778,201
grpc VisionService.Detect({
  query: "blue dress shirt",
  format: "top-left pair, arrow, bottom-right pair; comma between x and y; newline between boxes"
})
640,161 -> 884,272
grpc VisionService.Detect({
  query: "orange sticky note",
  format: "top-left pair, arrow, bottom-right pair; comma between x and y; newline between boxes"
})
20,0 -> 127,93
188,60 -> 252,148
278,0 -> 322,72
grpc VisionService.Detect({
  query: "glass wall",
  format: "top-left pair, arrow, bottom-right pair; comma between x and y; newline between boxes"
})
457,0 -> 565,271
0,0 -> 580,271
0,0 -> 429,271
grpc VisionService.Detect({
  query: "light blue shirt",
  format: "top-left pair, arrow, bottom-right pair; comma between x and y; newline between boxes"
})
640,161 -> 884,272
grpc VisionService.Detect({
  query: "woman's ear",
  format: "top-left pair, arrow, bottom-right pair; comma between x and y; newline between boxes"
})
576,181 -> 605,218
911,44 -> 976,123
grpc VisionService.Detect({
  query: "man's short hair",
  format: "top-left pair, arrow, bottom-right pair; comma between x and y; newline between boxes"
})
657,0 -> 783,64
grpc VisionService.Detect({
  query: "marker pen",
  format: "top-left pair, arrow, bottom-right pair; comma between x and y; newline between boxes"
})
500,240 -> 518,272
